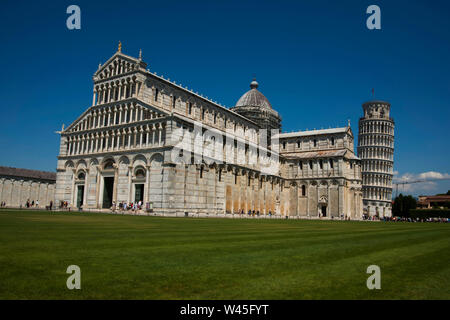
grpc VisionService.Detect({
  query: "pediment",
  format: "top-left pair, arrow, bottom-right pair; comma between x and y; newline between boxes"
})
63,100 -> 169,134
93,52 -> 147,81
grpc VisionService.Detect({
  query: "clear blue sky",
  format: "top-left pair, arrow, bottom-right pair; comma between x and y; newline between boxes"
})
0,0 -> 449,196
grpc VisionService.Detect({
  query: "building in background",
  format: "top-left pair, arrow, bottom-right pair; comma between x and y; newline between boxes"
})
0,166 -> 55,208
358,100 -> 395,217
417,195 -> 450,209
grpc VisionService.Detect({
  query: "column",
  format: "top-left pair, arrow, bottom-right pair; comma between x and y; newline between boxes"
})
112,164 -> 119,204
68,137 -> 73,155
100,133 -> 104,151
76,136 -> 80,155
144,165 -> 150,204
127,165 -> 132,203
116,131 -> 120,151
90,134 -> 94,153
95,133 -> 99,152
83,170 -> 89,207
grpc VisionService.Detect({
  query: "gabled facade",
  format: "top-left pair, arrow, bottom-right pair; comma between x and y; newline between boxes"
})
55,46 -> 363,218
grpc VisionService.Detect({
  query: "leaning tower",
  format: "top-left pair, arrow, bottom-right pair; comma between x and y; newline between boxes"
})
358,100 -> 395,217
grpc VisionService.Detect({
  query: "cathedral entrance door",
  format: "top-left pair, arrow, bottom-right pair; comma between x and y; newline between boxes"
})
102,177 -> 114,208
77,185 -> 84,208
134,184 -> 144,203
321,205 -> 327,217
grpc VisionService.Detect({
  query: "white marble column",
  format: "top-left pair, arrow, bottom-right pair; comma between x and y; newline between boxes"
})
116,131 -> 121,151
145,126 -> 150,147
118,84 -> 122,100
100,133 -> 104,151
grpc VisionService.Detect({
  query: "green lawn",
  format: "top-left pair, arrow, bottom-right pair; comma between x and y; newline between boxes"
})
0,209 -> 448,299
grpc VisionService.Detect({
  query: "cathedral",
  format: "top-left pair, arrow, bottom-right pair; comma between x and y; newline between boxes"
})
55,45 -> 364,218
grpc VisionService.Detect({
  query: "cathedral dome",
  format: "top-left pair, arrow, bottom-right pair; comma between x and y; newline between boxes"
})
235,80 -> 272,109
231,79 -> 281,131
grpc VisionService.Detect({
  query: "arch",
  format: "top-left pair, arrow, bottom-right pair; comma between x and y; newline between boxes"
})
65,160 -> 75,169
133,155 -> 147,169
132,154 -> 147,166
102,157 -> 116,170
118,155 -> 130,166
76,171 -> 86,180
134,166 -> 146,178
150,153 -> 164,167
76,159 -> 87,170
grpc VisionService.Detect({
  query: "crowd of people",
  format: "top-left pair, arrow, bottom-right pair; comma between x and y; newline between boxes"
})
113,201 -> 144,212
1,199 -> 448,223
382,216 -> 449,223
362,214 -> 449,223
240,210 -> 264,216
59,201 -> 69,209
25,199 -> 40,208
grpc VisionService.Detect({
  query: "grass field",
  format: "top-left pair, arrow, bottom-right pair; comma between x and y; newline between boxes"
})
0,209 -> 449,300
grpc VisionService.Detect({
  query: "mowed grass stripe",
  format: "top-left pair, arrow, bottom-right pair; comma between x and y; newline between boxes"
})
0,210 -> 448,299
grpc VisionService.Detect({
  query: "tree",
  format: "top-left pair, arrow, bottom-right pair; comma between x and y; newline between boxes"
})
392,194 -> 417,217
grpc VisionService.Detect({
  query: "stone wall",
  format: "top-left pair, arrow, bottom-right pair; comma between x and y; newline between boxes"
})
0,176 -> 55,208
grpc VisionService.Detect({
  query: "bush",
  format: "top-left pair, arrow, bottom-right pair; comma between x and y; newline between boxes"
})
409,209 -> 450,219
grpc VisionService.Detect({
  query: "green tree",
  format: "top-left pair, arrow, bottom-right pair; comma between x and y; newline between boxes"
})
392,194 -> 417,217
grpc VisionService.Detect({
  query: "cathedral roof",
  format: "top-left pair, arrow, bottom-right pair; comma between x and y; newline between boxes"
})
282,149 -> 359,160
275,127 -> 351,139
235,80 -> 273,109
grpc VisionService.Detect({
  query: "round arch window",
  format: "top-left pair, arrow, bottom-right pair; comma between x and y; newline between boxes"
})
104,161 -> 114,170
135,168 -> 146,178
77,172 -> 85,180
